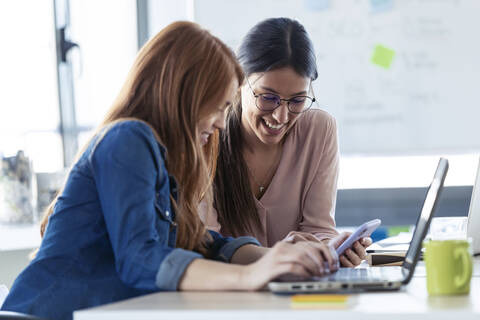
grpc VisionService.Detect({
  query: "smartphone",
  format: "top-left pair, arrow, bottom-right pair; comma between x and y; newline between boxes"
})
336,219 -> 381,256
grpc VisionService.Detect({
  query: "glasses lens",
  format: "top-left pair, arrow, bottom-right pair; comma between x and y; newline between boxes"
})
257,93 -> 280,111
288,96 -> 313,113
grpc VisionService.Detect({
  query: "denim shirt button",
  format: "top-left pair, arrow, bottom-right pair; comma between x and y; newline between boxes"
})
156,192 -> 160,198
165,210 -> 170,217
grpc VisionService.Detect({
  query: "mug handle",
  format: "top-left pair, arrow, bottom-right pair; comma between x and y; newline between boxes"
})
454,247 -> 473,289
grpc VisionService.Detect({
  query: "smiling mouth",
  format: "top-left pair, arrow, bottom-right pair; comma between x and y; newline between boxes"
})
261,118 -> 287,133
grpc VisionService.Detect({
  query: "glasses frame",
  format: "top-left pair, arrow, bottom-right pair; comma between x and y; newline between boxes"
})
246,79 -> 316,114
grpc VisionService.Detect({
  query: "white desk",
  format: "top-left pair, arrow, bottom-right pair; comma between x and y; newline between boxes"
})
0,224 -> 40,251
0,224 -> 40,288
75,259 -> 480,320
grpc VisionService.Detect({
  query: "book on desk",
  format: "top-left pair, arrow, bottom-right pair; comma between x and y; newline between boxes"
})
366,251 -> 407,266
366,237 -> 423,266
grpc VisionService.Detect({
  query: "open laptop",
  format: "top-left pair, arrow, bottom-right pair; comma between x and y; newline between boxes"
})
269,157 -> 448,293
467,157 -> 480,255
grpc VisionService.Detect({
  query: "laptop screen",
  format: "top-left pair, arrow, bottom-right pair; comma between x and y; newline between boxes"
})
401,158 -> 448,281
467,158 -> 480,255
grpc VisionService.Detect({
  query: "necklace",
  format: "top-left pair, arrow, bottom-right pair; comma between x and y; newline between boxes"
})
245,147 -> 282,197
246,165 -> 267,194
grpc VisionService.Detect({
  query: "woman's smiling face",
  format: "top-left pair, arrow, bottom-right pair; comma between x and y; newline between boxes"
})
240,67 -> 311,146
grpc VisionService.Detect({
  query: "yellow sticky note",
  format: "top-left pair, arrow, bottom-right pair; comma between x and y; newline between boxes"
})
291,294 -> 349,303
291,294 -> 350,309
291,302 -> 348,309
371,44 -> 395,69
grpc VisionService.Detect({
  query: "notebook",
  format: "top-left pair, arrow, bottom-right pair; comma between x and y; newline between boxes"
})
0,284 -> 8,308
268,158 -> 448,293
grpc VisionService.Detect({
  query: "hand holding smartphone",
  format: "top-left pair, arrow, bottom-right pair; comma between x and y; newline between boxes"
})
336,219 -> 381,256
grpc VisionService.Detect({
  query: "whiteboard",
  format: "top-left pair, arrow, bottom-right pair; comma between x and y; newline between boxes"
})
194,0 -> 480,155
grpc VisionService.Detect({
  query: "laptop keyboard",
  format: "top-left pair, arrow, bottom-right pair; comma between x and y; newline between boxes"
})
321,267 -> 386,282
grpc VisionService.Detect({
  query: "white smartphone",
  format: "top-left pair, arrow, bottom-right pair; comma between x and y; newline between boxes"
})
336,219 -> 381,256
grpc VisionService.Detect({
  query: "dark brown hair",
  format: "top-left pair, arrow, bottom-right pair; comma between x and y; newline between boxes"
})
40,21 -> 244,254
214,18 -> 317,237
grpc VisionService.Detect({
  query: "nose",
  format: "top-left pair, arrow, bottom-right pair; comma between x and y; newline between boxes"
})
272,101 -> 289,124
213,110 -> 226,131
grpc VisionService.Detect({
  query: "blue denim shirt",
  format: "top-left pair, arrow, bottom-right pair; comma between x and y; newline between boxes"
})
1,121 -> 260,320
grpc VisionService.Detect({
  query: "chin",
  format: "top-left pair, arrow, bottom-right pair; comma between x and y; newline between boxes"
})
256,127 -> 287,145
259,133 -> 284,145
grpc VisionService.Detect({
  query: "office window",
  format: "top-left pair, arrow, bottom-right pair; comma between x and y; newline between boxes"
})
68,0 -> 138,148
0,0 -> 62,172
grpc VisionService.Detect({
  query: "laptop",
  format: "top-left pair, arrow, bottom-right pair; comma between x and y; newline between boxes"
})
268,157 -> 448,293
467,157 -> 480,255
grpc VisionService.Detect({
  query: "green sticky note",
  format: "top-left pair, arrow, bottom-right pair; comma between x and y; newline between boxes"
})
371,44 -> 395,69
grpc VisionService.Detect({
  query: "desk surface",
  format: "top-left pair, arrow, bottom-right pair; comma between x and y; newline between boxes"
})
0,223 -> 40,251
75,260 -> 480,320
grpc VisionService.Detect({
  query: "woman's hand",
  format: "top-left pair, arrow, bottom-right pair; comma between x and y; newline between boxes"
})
329,232 -> 372,267
240,241 -> 339,291
179,241 -> 339,291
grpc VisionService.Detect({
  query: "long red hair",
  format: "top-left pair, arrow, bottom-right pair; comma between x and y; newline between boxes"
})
39,21 -> 244,254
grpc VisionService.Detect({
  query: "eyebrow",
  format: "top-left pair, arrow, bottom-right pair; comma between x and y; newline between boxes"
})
259,86 -> 307,97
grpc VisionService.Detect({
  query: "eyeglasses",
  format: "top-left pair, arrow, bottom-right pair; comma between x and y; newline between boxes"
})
247,80 -> 316,114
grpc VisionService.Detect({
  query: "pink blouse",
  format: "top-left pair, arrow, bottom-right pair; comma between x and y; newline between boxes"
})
199,109 -> 340,247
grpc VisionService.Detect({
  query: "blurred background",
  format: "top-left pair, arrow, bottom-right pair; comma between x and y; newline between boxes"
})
1,0 -> 479,286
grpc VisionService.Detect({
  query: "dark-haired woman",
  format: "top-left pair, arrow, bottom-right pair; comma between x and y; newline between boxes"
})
199,18 -> 371,267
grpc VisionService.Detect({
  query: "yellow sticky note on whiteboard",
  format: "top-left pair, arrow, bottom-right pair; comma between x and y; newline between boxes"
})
371,44 -> 395,69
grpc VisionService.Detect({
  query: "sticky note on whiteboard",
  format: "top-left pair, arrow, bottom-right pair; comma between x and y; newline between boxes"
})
370,0 -> 394,13
371,44 -> 395,69
304,0 -> 330,11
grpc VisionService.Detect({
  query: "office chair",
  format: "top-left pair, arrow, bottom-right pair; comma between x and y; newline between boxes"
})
0,312 -> 47,320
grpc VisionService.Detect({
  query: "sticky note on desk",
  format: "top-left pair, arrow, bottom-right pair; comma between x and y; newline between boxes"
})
371,44 -> 395,69
291,294 -> 349,309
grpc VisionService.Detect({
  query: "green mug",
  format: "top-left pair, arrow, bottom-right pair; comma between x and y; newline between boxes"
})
424,239 -> 473,295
